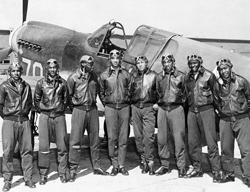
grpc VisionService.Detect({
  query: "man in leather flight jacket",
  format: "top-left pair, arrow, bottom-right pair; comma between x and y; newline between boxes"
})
130,56 -> 157,175
214,59 -> 250,187
34,59 -> 69,184
155,54 -> 187,178
99,49 -> 131,176
67,55 -> 108,182
185,54 -> 223,183
0,63 -> 36,191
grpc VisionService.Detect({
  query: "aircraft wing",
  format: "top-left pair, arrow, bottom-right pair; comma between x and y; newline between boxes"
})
0,47 -> 12,62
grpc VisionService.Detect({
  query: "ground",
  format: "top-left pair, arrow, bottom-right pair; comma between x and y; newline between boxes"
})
0,116 -> 249,192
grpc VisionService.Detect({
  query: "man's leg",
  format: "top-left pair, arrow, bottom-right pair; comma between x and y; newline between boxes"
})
117,106 -> 130,175
19,120 -> 35,188
38,114 -> 50,177
142,106 -> 155,175
87,108 -> 101,169
220,119 -> 234,175
2,120 -> 15,183
105,106 -> 119,171
169,106 -> 186,174
200,109 -> 221,172
234,117 -> 250,184
131,106 -> 144,165
69,108 -> 86,180
54,115 -> 68,181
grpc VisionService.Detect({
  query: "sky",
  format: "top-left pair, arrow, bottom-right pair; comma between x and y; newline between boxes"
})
0,0 -> 250,39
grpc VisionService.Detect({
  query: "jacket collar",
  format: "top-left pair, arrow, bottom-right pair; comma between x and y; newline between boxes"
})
163,67 -> 178,77
188,66 -> 205,79
76,68 -> 90,80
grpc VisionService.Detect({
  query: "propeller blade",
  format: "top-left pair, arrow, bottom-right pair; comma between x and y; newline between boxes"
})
23,0 -> 29,23
0,47 -> 12,62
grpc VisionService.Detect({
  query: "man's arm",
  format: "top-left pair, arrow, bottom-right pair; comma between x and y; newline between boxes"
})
33,81 -> 43,113
0,84 -> 5,118
67,75 -> 75,111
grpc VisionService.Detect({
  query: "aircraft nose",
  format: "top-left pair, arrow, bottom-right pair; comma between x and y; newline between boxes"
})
9,24 -> 23,53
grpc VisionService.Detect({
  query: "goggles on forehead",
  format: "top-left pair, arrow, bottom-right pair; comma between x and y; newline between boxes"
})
135,56 -> 148,63
109,49 -> 121,58
47,59 -> 58,65
80,55 -> 94,64
187,54 -> 203,64
216,58 -> 233,68
162,54 -> 175,63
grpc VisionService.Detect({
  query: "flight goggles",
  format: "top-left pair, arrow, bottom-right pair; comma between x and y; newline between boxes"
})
187,54 -> 203,64
109,49 -> 121,59
162,54 -> 175,63
216,58 -> 233,68
80,55 -> 94,65
135,56 -> 148,63
47,59 -> 58,65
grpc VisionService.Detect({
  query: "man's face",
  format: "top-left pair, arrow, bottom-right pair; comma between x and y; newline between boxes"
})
218,64 -> 231,80
47,62 -> 58,78
80,61 -> 93,73
110,56 -> 120,67
162,60 -> 174,73
136,60 -> 147,72
10,67 -> 22,81
188,60 -> 200,73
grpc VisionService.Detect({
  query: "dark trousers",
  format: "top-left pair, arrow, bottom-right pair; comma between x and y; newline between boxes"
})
2,120 -> 33,182
131,105 -> 155,162
69,108 -> 100,171
220,117 -> 250,178
105,106 -> 130,168
187,108 -> 221,172
38,114 -> 68,176
157,106 -> 186,169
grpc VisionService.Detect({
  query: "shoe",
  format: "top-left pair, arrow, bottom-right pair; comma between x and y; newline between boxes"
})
242,177 -> 250,187
222,173 -> 235,183
69,172 -> 77,182
186,169 -> 203,178
155,166 -> 171,176
25,180 -> 36,188
213,170 -> 224,183
59,174 -> 67,183
39,175 -> 47,185
178,169 -> 187,178
141,163 -> 149,174
110,167 -> 119,176
2,182 -> 11,192
93,168 -> 109,175
148,163 -> 155,175
119,167 -> 129,176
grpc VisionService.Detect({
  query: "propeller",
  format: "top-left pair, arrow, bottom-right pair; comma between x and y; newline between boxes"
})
0,0 -> 29,62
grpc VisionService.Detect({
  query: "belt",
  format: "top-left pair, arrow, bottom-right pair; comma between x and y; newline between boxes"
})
74,104 -> 96,111
189,104 -> 213,113
133,102 -> 153,109
159,104 -> 181,111
221,113 -> 249,122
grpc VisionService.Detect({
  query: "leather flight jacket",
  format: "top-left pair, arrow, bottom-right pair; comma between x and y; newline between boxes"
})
34,75 -> 69,117
67,69 -> 99,111
185,66 -> 216,112
214,72 -> 250,118
130,69 -> 157,108
99,66 -> 131,109
156,68 -> 186,110
0,78 -> 32,121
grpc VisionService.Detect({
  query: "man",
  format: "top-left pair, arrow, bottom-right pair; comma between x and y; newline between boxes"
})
99,49 -> 131,176
34,58 -> 69,184
155,54 -> 187,178
67,55 -> 108,182
130,56 -> 157,175
214,59 -> 250,187
185,54 -> 223,182
0,63 -> 36,191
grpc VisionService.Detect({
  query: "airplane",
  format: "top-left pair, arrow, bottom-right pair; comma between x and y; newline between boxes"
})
1,1 -> 250,133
